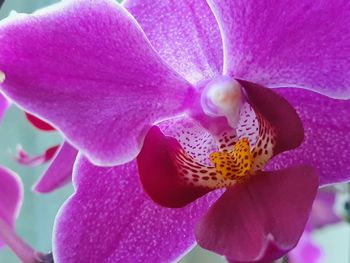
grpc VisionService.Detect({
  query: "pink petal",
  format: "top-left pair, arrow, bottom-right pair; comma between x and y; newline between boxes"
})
0,93 -> 9,123
33,142 -> 77,193
0,166 -> 23,248
288,232 -> 324,263
269,88 -> 350,185
124,0 -> 222,84
24,112 -> 55,131
16,145 -> 59,167
208,0 -> 350,98
0,0 -> 194,166
53,156 -> 219,262
195,165 -> 318,262
308,190 -> 340,230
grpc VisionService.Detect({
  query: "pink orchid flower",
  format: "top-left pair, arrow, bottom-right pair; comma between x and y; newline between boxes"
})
0,0 -> 349,262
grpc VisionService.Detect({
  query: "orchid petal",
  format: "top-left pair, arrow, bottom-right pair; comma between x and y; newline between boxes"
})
308,190 -> 340,230
208,0 -> 350,98
25,112 -> 55,131
53,156 -> 218,262
195,165 -> 318,262
269,88 -> 350,185
0,0 -> 194,166
288,232 -> 323,263
0,166 -> 23,248
33,142 -> 77,193
124,0 -> 222,84
16,145 -> 59,167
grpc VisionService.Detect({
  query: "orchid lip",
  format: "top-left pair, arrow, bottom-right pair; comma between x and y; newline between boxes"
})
165,98 -> 277,191
200,76 -> 242,128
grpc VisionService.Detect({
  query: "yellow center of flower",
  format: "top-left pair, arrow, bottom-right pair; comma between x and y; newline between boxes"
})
173,103 -> 276,189
209,138 -> 253,180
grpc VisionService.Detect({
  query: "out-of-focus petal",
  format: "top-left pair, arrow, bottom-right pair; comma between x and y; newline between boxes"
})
269,88 -> 350,185
208,0 -> 350,99
288,232 -> 324,263
195,165 -> 318,262
16,145 -> 59,167
33,142 -> 77,193
124,0 -> 222,84
308,190 -> 340,230
25,112 -> 55,131
53,156 -> 218,263
0,0 -> 194,166
0,166 -> 23,248
0,93 -> 9,123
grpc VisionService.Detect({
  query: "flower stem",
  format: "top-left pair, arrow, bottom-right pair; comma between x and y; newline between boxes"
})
0,217 -> 51,263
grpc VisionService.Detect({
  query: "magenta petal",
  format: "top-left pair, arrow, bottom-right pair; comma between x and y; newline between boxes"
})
25,112 -> 55,132
53,156 -> 218,262
16,145 -> 59,167
33,142 -> 77,193
195,165 -> 318,262
0,0 -> 194,166
308,191 -> 340,230
0,166 -> 23,248
124,0 -> 222,84
269,88 -> 350,185
209,0 -> 350,98
288,232 -> 323,263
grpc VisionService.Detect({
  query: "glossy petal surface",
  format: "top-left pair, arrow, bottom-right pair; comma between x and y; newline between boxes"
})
269,88 -> 350,185
53,156 -> 218,263
209,0 -> 350,98
124,0 -> 222,84
196,166 -> 318,262
0,166 -> 22,248
34,142 -> 77,193
0,0 -> 193,166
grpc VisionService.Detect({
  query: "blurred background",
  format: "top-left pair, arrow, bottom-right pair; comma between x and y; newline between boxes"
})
0,1 -> 349,262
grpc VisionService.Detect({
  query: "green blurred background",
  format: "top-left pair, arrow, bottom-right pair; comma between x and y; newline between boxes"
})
0,1 -> 349,262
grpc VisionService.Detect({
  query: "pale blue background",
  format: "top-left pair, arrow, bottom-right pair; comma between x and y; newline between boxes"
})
0,1 -> 349,263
